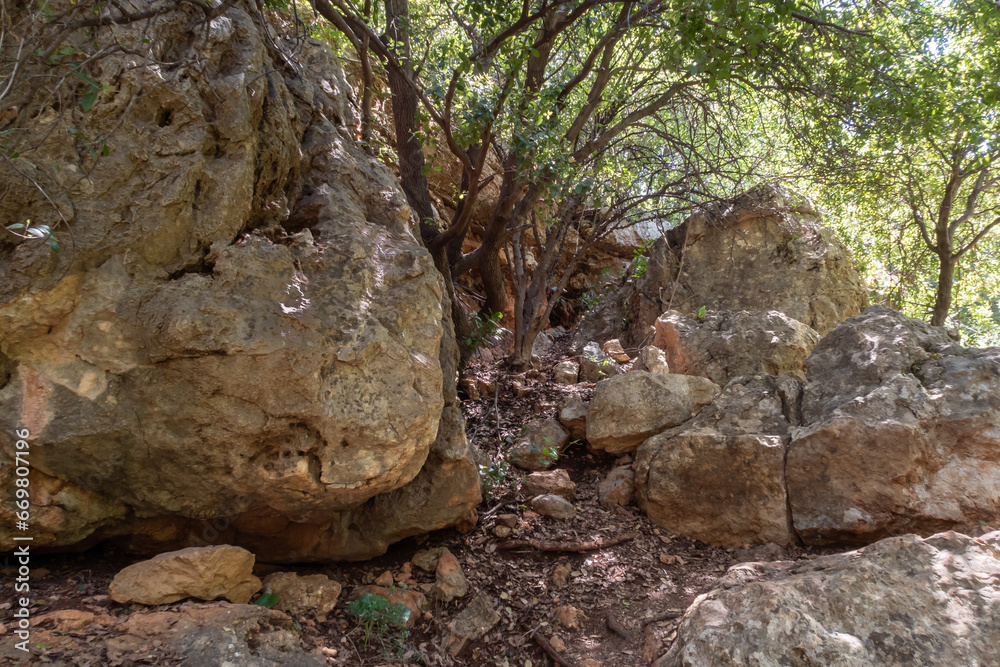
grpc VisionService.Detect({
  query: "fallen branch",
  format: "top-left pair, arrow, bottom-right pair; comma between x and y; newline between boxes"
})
641,610 -> 682,627
531,628 -> 577,667
499,532 -> 639,552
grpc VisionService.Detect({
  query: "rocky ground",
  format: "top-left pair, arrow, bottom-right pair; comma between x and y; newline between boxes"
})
0,332 -> 836,666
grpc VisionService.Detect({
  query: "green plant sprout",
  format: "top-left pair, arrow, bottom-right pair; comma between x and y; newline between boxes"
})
348,593 -> 411,646
5,219 -> 60,253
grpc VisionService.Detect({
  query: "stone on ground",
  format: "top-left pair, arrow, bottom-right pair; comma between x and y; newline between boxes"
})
433,550 -> 469,602
598,467 -> 636,507
531,494 -> 577,519
508,419 -> 570,470
558,396 -> 588,440
602,339 -> 631,363
579,341 -> 624,382
587,371 -> 720,454
658,531 -> 1000,667
521,469 -> 577,501
554,359 -> 580,385
445,592 -> 501,656
108,545 -> 261,605
635,346 -> 670,374
261,572 -> 341,616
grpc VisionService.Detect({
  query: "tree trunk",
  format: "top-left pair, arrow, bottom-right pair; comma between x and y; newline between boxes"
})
931,252 -> 955,326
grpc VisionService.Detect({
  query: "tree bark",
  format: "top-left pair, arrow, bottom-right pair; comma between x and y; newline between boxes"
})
931,252 -> 955,326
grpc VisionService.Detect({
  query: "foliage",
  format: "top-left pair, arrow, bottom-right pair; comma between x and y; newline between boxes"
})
5,220 -> 60,253
463,311 -> 510,355
254,592 -> 280,609
479,459 -> 512,502
348,593 -> 411,646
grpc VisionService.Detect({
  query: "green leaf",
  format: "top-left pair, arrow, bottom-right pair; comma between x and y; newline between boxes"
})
254,592 -> 280,608
6,223 -> 26,230
101,144 -> 110,157
698,305 -> 707,318
81,90 -> 98,111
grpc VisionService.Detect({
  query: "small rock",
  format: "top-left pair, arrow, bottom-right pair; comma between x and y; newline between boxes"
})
513,380 -> 532,398
493,525 -> 512,538
433,550 -> 469,602
554,360 -> 580,385
558,396 -> 588,440
261,572 -> 342,615
411,547 -> 448,572
552,563 -> 572,589
459,376 -> 481,400
509,419 -> 570,471
521,469 -> 576,501
549,635 -> 568,653
522,510 -> 540,520
374,570 -> 394,587
533,332 -> 555,357
580,342 -> 623,383
636,346 -> 670,374
445,592 -> 501,656
477,379 -> 496,398
496,514 -> 518,528
531,494 -> 576,519
108,545 -> 261,605
555,604 -> 588,631
603,339 -> 631,363
34,609 -> 115,633
599,467 -> 635,507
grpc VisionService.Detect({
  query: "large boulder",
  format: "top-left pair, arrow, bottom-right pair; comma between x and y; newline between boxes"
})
635,375 -> 801,547
0,5 -> 479,561
788,305 -> 1000,545
658,531 -> 1000,667
587,371 -> 720,454
652,309 -> 820,384
575,183 -> 868,348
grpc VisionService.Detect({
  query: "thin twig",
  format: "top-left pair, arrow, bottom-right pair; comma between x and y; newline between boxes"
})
641,610 -> 682,628
531,628 -> 577,667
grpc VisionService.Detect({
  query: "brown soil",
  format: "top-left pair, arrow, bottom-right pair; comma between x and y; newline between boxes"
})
0,332 -> 832,666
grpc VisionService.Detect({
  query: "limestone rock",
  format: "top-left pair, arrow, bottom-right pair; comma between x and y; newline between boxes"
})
558,396 -> 589,440
658,531 -> 1000,667
587,372 -> 720,454
509,419 -> 570,471
261,572 -> 341,616
598,467 -> 635,507
445,592 -> 501,656
554,360 -> 581,385
602,339 -> 631,363
635,375 -> 801,547
433,550 -> 469,603
580,341 -> 623,383
653,309 -> 820,384
521,469 -> 577,501
109,603 -> 323,666
411,547 -> 448,573
635,346 -> 670,374
788,305 -> 1000,545
575,183 -> 868,349
109,546 -> 261,605
531,494 -> 577,519
0,15 -> 480,560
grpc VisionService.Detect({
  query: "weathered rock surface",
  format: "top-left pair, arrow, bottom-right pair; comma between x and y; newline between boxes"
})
634,346 -> 670,374
445,592 -> 501,656
433,550 -> 469,603
531,494 -> 577,519
521,469 -> 577,501
598,467 -> 635,507
635,375 -> 801,547
0,4 -> 480,560
261,572 -> 341,616
587,372 -> 720,454
557,396 -> 588,440
579,341 -> 623,383
509,419 -> 570,470
652,309 -> 820,384
554,360 -> 580,385
575,183 -> 868,349
109,546 -> 261,605
117,603 -> 324,666
658,531 -> 1000,667
602,339 -> 631,363
788,305 -> 1000,545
